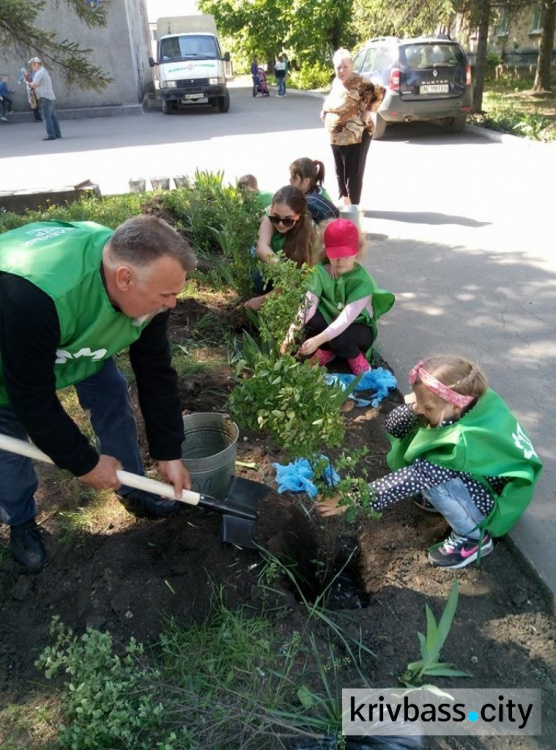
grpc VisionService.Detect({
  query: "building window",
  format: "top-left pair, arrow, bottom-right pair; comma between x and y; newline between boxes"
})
529,5 -> 543,34
495,9 -> 510,37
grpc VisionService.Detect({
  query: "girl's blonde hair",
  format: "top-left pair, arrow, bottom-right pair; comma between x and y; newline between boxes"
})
418,356 -> 488,400
271,186 -> 317,267
315,218 -> 365,263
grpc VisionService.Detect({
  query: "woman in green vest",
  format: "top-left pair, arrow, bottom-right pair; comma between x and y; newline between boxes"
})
281,218 -> 394,376
245,186 -> 317,312
317,355 -> 542,569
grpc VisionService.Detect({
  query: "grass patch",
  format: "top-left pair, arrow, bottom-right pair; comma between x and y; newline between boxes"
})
472,78 -> 556,140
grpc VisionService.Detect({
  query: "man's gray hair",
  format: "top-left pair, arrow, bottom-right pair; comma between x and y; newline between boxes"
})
107,215 -> 197,272
332,48 -> 352,66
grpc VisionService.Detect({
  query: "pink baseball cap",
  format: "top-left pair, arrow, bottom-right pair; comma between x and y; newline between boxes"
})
324,219 -> 360,259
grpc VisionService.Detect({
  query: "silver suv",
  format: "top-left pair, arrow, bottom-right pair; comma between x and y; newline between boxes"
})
352,35 -> 473,139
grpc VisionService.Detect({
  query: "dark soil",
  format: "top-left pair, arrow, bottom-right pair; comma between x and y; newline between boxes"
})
1,295 -> 555,749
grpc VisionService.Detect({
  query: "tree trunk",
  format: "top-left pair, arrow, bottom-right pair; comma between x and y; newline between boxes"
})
472,0 -> 492,113
533,0 -> 556,92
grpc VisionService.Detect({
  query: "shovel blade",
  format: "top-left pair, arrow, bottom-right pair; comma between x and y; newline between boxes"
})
221,515 -> 258,549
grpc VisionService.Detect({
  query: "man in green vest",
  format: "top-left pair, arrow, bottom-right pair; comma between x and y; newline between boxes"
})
0,215 -> 198,573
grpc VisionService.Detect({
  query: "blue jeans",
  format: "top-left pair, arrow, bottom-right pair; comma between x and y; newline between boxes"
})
39,97 -> 61,139
423,478 -> 486,539
277,77 -> 286,96
0,358 -> 144,527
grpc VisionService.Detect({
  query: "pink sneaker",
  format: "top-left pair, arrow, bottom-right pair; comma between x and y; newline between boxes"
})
309,349 -> 336,368
348,352 -> 370,376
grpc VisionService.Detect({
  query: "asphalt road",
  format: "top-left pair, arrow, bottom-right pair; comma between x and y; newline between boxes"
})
1,78 -> 555,595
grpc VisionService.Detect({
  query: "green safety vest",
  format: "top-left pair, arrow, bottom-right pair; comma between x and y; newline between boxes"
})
308,263 -> 395,339
387,388 -> 543,536
0,220 -> 154,405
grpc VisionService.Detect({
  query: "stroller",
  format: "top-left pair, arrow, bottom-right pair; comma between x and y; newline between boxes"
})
255,67 -> 270,97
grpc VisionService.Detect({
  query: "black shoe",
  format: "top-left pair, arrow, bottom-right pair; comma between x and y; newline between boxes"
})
10,519 -> 47,573
413,493 -> 441,513
117,489 -> 180,519
42,136 -> 56,140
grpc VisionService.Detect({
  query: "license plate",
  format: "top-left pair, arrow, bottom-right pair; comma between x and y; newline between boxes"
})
184,93 -> 204,100
419,84 -> 449,94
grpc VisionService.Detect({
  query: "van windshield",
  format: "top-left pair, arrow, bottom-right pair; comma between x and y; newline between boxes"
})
160,34 -> 219,62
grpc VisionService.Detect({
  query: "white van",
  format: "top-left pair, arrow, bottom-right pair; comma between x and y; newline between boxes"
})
149,15 -> 231,114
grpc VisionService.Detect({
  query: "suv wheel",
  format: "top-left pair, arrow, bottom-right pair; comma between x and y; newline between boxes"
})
443,115 -> 467,133
372,113 -> 387,140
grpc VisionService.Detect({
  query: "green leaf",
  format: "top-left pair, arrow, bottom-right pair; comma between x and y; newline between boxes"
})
425,604 -> 439,660
297,684 -> 315,709
435,579 -> 460,654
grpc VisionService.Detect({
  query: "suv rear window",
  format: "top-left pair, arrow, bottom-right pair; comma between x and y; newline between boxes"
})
401,43 -> 464,70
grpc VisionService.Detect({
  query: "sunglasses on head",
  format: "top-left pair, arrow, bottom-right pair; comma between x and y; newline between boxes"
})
268,214 -> 297,228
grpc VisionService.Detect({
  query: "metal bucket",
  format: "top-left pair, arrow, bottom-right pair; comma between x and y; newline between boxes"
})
181,413 -> 239,500
339,204 -> 363,231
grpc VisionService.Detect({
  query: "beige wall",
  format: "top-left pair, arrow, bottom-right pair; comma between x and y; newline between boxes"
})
1,0 -> 153,112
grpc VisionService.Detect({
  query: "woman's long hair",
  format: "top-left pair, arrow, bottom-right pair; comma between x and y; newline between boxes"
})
271,185 -> 316,266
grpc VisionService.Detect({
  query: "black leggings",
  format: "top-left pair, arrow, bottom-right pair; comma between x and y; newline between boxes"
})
331,129 -> 372,205
304,310 -> 374,360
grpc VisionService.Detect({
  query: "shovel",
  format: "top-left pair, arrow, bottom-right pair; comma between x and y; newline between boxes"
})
0,433 -> 271,549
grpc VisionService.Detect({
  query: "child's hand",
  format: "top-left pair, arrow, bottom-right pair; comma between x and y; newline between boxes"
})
298,336 -> 320,357
244,295 -> 266,312
315,494 -> 347,517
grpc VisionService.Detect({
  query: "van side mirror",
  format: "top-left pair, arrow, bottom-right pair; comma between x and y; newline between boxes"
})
148,57 -> 157,68
224,52 -> 230,62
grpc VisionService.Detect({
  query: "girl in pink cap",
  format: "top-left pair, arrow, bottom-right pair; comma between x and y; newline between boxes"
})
317,355 -> 542,569
281,218 -> 394,375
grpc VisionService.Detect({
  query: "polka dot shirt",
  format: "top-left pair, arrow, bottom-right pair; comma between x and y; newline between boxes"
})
369,404 -> 504,515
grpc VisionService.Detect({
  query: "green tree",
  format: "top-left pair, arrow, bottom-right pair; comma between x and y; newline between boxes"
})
0,0 -> 112,91
199,0 -> 356,67
533,0 -> 556,92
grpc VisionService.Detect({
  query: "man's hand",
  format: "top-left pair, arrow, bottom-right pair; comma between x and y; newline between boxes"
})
315,494 -> 348,517
158,459 -> 192,499
78,454 -> 122,490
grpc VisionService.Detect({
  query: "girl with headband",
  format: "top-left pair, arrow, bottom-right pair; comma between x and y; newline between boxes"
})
317,355 -> 542,569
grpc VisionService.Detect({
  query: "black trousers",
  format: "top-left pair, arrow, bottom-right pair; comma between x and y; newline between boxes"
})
331,129 -> 371,205
304,310 -> 374,360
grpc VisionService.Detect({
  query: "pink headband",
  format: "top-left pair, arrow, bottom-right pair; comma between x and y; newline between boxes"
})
408,361 -> 475,408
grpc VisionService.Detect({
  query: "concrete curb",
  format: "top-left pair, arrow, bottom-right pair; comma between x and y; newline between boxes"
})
3,104 -> 143,125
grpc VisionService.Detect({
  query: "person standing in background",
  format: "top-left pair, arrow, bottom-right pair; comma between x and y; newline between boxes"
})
28,57 -> 62,140
0,74 -> 14,121
21,66 -> 42,121
321,48 -> 384,207
274,54 -> 287,97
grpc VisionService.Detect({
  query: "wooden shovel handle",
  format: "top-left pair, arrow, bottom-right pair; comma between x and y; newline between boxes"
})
0,433 -> 202,507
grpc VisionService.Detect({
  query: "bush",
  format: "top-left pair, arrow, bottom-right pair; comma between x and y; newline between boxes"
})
289,62 -> 333,91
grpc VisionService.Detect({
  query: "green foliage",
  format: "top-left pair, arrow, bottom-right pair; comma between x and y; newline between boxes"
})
289,63 -> 333,91
257,256 -> 313,351
0,193 -> 145,234
36,617 -> 185,749
161,170 -> 262,297
399,579 -> 470,687
312,448 -> 381,524
469,109 -> 555,141
229,353 -> 348,457
0,0 -> 112,91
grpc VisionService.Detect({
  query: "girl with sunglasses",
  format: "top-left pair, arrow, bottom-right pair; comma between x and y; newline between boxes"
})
245,186 -> 317,312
